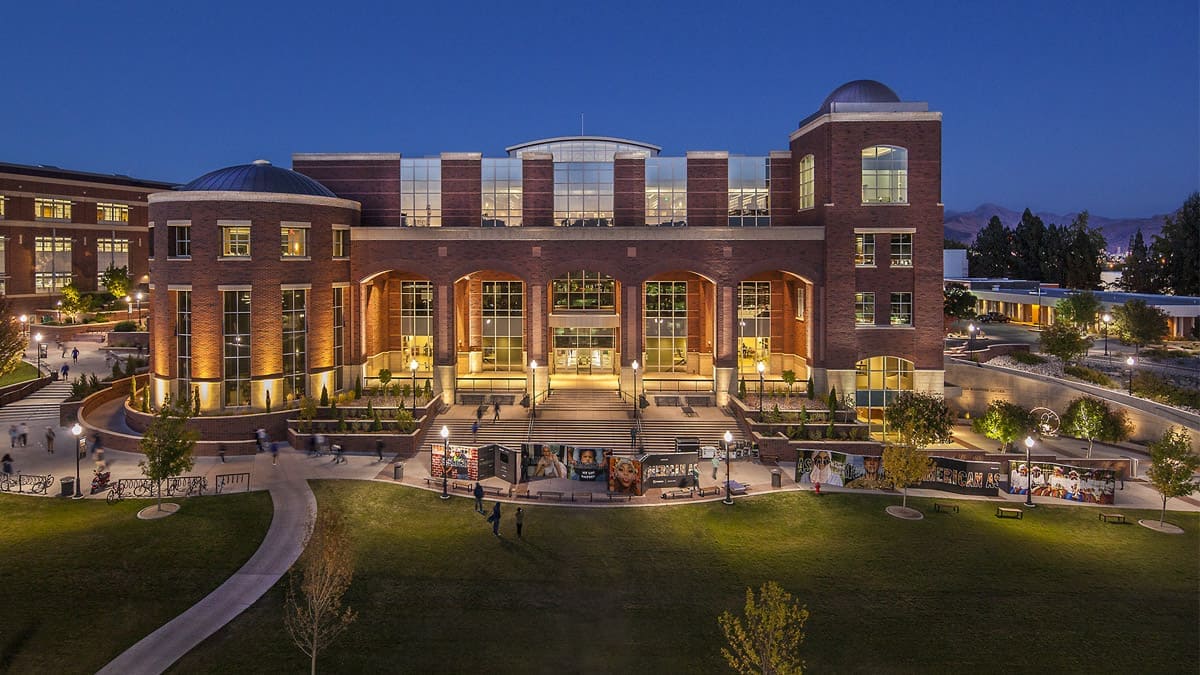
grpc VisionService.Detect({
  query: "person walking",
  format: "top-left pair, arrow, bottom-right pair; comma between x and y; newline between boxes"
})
493,400 -> 501,423
45,427 -> 55,454
473,482 -> 485,513
629,426 -> 637,450
376,439 -> 385,462
475,406 -> 484,426
515,507 -> 524,539
256,428 -> 267,453
471,419 -> 479,440
711,453 -> 720,480
270,441 -> 279,466
486,501 -> 501,536
18,423 -> 28,447
218,444 -> 227,463
2,453 -> 13,475
333,444 -> 346,464
71,347 -> 79,364
8,425 -> 16,449
60,363 -> 69,380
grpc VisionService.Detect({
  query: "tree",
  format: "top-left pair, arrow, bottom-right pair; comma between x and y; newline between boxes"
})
968,216 -> 1011,277
1145,428 -> 1199,527
1011,208 -> 1046,281
285,508 -> 358,675
943,283 -> 978,324
299,396 -> 318,433
1111,299 -> 1168,355
884,391 -> 953,450
138,395 -> 197,512
1151,192 -> 1200,296
971,401 -> 1035,452
99,264 -> 131,300
781,370 -> 796,401
0,300 -> 28,379
1054,291 -> 1101,330
58,281 -> 94,323
1119,229 -> 1159,294
1060,396 -> 1132,458
1060,212 -> 1106,289
805,377 -> 814,401
718,581 -> 808,675
943,237 -> 968,250
319,384 -> 329,407
1038,321 -> 1092,364
1039,223 -> 1067,285
882,444 -> 933,509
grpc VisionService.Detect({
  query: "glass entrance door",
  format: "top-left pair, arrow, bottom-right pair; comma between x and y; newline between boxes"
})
552,327 -> 615,374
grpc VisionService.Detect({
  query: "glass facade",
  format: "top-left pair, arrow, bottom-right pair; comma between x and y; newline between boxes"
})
644,281 -> 688,372
797,154 -> 815,210
223,290 -> 251,407
481,159 -> 522,227
861,145 -> 908,204
34,235 -> 71,294
552,271 -> 615,312
737,281 -> 771,373
855,356 -> 914,437
283,289 -> 307,401
401,159 -> 441,227
645,158 -> 687,226
552,327 -> 614,372
728,157 -> 769,227
332,286 -> 345,390
482,281 -> 524,371
96,237 -> 129,287
176,290 -> 191,401
35,198 -> 71,220
400,281 -> 433,370
554,161 -> 613,227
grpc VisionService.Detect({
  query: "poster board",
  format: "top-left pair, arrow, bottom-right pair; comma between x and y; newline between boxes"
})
607,455 -> 643,496
796,450 -> 1002,496
568,447 -> 608,481
1006,460 -> 1116,504
431,444 -> 478,481
640,452 -> 699,489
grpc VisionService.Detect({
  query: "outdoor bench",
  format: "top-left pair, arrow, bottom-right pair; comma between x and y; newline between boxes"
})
662,488 -> 693,500
422,478 -> 440,488
996,507 -> 1023,519
538,490 -> 564,501
452,481 -> 473,493
933,502 -> 959,513
591,492 -> 631,503
480,486 -> 508,498
696,486 -> 722,498
1099,513 -> 1126,524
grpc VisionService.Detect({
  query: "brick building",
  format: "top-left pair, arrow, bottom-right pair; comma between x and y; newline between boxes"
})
147,80 -> 945,435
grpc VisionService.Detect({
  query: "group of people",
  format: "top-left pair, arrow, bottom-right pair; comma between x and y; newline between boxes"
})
474,482 -> 524,538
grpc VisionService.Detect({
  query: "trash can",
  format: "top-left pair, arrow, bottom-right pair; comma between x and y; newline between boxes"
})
770,469 -> 782,489
393,462 -> 404,481
60,477 -> 74,497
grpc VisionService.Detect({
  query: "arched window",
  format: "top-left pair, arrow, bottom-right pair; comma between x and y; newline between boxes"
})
855,356 -> 914,438
797,154 -> 815,210
861,146 -> 907,204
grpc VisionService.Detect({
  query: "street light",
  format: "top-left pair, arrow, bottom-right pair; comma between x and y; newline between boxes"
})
125,295 -> 132,322
967,322 -> 976,352
1101,313 -> 1112,357
631,359 -> 639,412
439,425 -> 450,500
18,314 -> 27,337
409,359 -> 419,416
1023,436 -> 1035,508
530,360 -> 537,418
757,360 -> 765,417
33,332 -> 43,375
135,291 -> 144,329
722,430 -> 734,505
71,423 -> 84,499
56,300 -> 62,324
1126,356 -> 1135,396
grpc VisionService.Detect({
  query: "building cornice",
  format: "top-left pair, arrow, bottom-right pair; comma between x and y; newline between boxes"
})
291,153 -> 402,162
150,191 -> 361,211
352,226 -> 825,243
790,111 -> 942,141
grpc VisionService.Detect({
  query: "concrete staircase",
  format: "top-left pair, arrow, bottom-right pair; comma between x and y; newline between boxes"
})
0,379 -> 73,425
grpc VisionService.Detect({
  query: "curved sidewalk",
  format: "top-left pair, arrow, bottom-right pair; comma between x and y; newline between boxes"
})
98,477 -> 315,675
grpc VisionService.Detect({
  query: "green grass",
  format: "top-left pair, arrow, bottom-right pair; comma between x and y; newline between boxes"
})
0,491 -> 272,673
0,361 -> 39,387
173,483 -> 1198,674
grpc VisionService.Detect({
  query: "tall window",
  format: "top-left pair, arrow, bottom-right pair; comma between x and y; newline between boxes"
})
795,286 -> 806,321
332,286 -> 345,390
332,228 -> 349,258
96,238 -> 129,287
34,235 -> 71,293
96,202 -> 129,223
856,356 -> 914,438
855,292 -> 875,325
35,198 -> 71,220
855,234 -> 875,266
401,159 -> 441,227
645,281 -> 688,372
861,145 -> 908,204
0,196 -> 7,217
554,161 -> 613,227
281,225 -> 308,258
0,237 -> 7,295
283,289 -> 307,401
797,154 -> 815,210
168,223 -> 190,258
737,281 -> 771,372
221,225 -> 250,257
223,290 -> 251,407
400,281 -> 433,369
890,234 -> 913,267
552,271 -> 615,312
482,281 -> 524,371
176,290 -> 191,402
148,225 -> 155,258
890,292 -> 913,326
645,158 -> 687,226
482,159 -> 522,226
728,157 -> 769,227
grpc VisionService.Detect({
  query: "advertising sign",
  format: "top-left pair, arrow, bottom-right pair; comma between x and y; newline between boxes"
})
1007,460 -> 1116,504
921,457 -> 1002,496
640,452 -> 699,489
431,444 -> 478,481
796,450 -> 1001,496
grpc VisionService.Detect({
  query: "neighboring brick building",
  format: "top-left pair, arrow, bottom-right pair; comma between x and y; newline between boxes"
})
0,162 -> 175,317
148,80 -> 945,435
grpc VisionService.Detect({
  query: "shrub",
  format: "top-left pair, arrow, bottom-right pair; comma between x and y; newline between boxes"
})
113,320 -> 138,332
319,385 -> 329,407
1011,351 -> 1047,365
112,362 -> 123,380
738,379 -> 747,401
1063,365 -> 1114,387
1133,372 -> 1200,409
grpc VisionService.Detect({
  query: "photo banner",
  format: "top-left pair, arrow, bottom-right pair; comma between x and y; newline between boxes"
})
608,455 -> 643,496
920,457 -> 1002,496
431,444 -> 478,481
1007,460 -> 1116,504
568,447 -> 608,481
525,443 -> 569,479
640,452 -> 698,489
796,450 -> 1002,496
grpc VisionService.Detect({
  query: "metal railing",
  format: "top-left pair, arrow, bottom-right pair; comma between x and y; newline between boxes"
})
641,378 -> 715,393
457,377 -> 528,392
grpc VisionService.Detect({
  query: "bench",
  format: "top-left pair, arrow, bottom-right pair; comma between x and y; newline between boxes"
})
696,486 -> 722,498
537,490 -> 564,502
661,488 -> 693,500
422,477 -> 441,488
452,481 -> 473,493
1099,512 -> 1126,524
515,489 -> 537,500
590,492 -> 632,503
726,481 -> 750,496
681,406 -> 697,417
480,486 -> 507,498
933,502 -> 959,514
996,507 -> 1023,519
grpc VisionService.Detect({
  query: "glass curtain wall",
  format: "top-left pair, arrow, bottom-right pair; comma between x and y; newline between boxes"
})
728,157 -> 770,227
644,281 -> 688,372
737,281 -> 771,373
401,159 -> 441,227
283,289 -> 307,401
175,290 -> 191,402
482,281 -> 524,371
400,281 -> 433,370
223,290 -> 251,407
855,356 -> 914,437
554,161 -> 613,227
645,158 -> 687,226
481,159 -> 522,226
34,235 -> 71,294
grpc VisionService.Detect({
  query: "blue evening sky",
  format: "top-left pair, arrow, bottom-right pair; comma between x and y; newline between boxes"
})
1,0 -> 1195,217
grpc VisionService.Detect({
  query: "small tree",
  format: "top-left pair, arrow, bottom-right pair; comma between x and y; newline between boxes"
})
1112,299 -> 1169,355
138,396 -> 197,512
827,387 -> 838,416
781,370 -> 796,401
319,384 -> 330,407
0,300 -> 28,379
192,387 -> 201,417
377,368 -> 392,396
882,444 -> 933,509
99,265 -> 131,300
299,396 -> 318,433
1145,428 -> 1200,527
1039,321 -> 1092,364
1054,291 -> 1102,330
1060,396 -> 1132,458
738,378 -> 747,401
284,508 -> 358,675
354,376 -> 362,399
805,377 -> 814,401
718,581 -> 808,675
423,378 -> 432,399
59,281 -> 89,323
971,401 -> 1035,452
884,391 -> 953,450
943,283 -> 978,327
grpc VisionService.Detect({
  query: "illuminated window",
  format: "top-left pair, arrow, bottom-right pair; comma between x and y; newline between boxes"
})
552,271 -> 615,312
281,225 -> 308,258
728,157 -> 769,227
34,236 -> 71,294
646,158 -> 687,226
176,290 -> 191,401
797,154 -> 815,210
168,223 -> 190,258
855,234 -> 875,266
0,196 -> 7,217
400,281 -> 433,369
737,281 -> 771,373
890,292 -> 912,326
855,292 -> 875,325
221,225 -> 250,257
855,356 -> 914,438
891,234 -> 912,267
96,238 -> 129,287
861,145 -> 908,204
332,286 -> 345,390
332,228 -> 349,258
223,290 -> 251,407
795,286 -> 806,321
554,161 -> 613,227
482,159 -> 522,226
97,203 -> 129,223
482,281 -> 524,371
35,198 -> 71,220
401,159 -> 441,227
645,281 -> 688,372
283,289 -> 307,400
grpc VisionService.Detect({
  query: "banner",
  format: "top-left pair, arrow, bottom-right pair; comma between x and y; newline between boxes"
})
1007,460 -> 1116,504
431,444 -> 478,481
525,443 -> 569,479
921,457 -> 1002,496
796,450 -> 1001,496
608,455 -> 643,495
796,449 -> 852,487
568,447 -> 607,481
640,452 -> 698,489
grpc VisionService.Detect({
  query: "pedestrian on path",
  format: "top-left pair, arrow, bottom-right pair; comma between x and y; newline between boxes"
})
271,441 -> 279,466
333,444 -> 346,464
630,426 -> 637,449
71,347 -> 79,364
476,406 -> 484,426
60,363 -> 69,380
2,453 -> 12,475
711,454 -> 720,480
376,439 -> 385,462
45,427 -> 55,454
8,424 -> 15,448
255,428 -> 267,453
486,501 -> 501,536
515,507 -> 524,538
472,419 -> 479,439
493,400 -> 501,423
19,423 -> 28,447
218,444 -> 227,463
61,343 -> 67,358
91,433 -> 102,456
473,482 -> 485,513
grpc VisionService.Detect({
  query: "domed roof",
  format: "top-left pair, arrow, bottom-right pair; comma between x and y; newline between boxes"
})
820,80 -> 901,111
180,160 -> 336,198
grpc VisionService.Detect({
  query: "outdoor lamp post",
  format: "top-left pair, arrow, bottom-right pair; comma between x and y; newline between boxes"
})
757,360 -> 765,417
34,332 -> 43,375
71,423 -> 84,499
125,295 -> 132,321
409,359 -> 418,416
135,291 -> 144,328
1126,356 -> 1135,395
530,360 -> 537,418
18,314 -> 26,337
967,322 -> 976,352
1101,313 -> 1111,357
56,300 -> 62,324
439,425 -> 450,500
1023,436 -> 1035,508
631,359 -> 639,409
723,430 -> 734,505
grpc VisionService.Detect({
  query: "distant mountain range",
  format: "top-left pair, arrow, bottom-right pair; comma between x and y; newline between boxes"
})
944,204 -> 1168,252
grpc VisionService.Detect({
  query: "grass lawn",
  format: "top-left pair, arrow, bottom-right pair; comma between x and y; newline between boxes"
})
0,491 -> 272,673
0,362 -> 39,387
173,483 -> 1199,673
